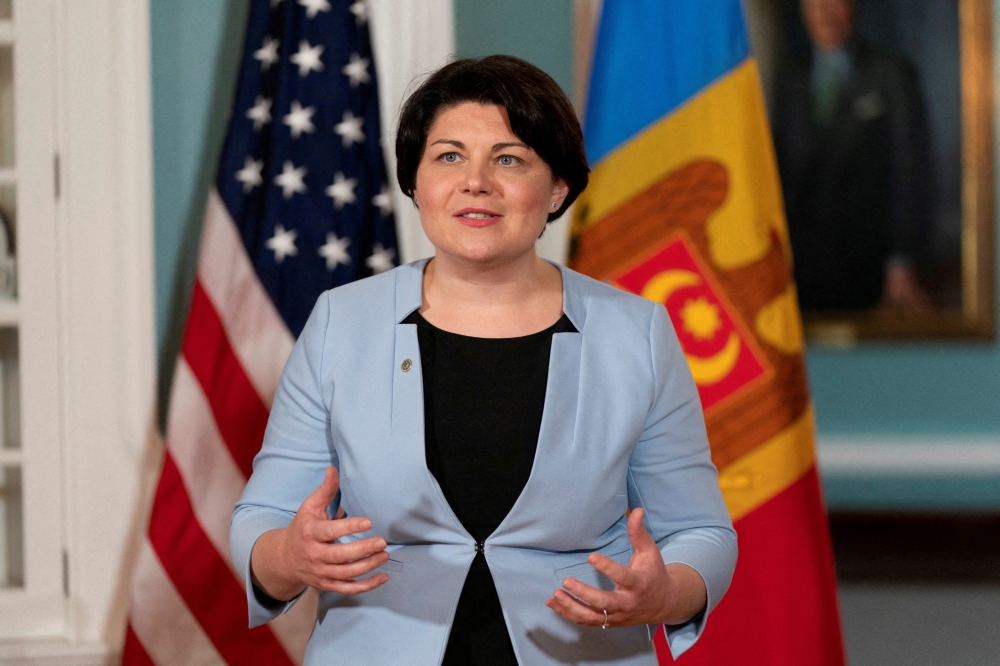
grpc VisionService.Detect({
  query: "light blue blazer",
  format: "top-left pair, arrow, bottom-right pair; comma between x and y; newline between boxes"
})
231,259 -> 737,665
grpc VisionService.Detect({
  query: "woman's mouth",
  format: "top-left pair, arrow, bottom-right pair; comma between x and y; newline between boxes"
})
454,208 -> 502,227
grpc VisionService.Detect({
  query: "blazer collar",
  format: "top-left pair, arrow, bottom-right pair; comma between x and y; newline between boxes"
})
394,258 -> 429,323
393,258 -> 590,330
555,261 -> 589,332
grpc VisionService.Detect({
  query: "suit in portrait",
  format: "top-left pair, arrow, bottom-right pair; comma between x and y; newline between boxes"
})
772,38 -> 932,310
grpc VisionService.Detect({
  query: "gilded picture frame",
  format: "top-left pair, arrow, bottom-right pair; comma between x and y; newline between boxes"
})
800,0 -> 995,342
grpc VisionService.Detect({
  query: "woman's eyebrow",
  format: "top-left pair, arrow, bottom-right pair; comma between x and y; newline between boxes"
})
492,141 -> 529,151
427,139 -> 529,152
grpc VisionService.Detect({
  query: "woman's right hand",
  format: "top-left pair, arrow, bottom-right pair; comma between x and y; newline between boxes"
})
250,466 -> 390,601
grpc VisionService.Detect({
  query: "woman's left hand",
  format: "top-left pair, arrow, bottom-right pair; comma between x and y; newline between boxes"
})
545,508 -> 707,628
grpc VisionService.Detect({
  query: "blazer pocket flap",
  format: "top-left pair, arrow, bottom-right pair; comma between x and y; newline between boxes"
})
554,548 -> 631,591
376,558 -> 403,573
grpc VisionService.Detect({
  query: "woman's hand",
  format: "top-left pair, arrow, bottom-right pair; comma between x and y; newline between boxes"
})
250,466 -> 390,601
545,508 -> 707,628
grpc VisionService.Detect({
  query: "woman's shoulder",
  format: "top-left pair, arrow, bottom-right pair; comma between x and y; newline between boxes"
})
321,265 -> 399,303
560,264 -> 661,322
312,261 -> 423,331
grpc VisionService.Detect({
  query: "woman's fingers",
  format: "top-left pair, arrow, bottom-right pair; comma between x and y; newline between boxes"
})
321,573 -> 390,595
321,551 -> 390,580
313,535 -> 387,565
311,516 -> 374,543
299,466 -> 340,519
587,553 -> 639,588
281,475 -> 392,598
551,524 -> 666,626
626,508 -> 659,555
546,590 -> 606,627
560,576 -> 617,612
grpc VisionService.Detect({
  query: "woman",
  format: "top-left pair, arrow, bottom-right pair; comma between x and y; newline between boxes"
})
231,55 -> 737,665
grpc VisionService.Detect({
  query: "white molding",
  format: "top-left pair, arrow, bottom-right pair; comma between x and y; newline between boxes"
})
818,436 -> 1000,476
53,0 -> 157,650
369,0 -> 454,264
0,297 -> 18,325
1,0 -> 66,641
536,205 -> 572,265
0,20 -> 14,46
0,640 -> 110,666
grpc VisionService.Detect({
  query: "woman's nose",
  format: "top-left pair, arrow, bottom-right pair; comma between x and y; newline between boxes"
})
461,158 -> 493,195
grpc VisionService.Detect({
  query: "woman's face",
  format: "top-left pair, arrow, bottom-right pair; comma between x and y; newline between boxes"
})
413,102 -> 568,266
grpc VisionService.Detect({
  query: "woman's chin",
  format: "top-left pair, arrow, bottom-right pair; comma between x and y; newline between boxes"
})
429,236 -> 528,266
443,249 -> 507,266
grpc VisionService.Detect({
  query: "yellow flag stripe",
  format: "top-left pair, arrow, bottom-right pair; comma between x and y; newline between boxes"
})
717,406 -> 817,522
575,58 -> 789,272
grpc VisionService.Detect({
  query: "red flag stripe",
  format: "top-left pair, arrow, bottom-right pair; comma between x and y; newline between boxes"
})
182,278 -> 269,479
166,358 -> 247,565
657,467 -> 844,665
147,451 -> 294,666
129,537 -> 226,665
122,624 -> 156,666
165,358 -> 317,659
198,189 -> 294,405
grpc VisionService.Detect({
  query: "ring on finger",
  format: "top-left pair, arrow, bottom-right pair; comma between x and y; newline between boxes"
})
601,609 -> 609,629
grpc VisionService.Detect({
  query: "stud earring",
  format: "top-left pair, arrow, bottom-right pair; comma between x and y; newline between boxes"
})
551,202 -> 558,209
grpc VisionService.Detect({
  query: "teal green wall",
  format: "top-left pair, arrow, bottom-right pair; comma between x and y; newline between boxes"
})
823,476 -> 1000,511
151,0 -> 249,418
150,1 -> 1000,507
807,343 -> 1000,436
454,0 -> 574,97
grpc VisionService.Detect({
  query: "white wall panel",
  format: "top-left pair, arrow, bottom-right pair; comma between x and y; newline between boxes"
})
369,0 -> 454,264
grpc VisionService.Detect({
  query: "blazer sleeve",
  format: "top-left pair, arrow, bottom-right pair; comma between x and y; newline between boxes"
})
627,302 -> 738,658
230,292 -> 339,628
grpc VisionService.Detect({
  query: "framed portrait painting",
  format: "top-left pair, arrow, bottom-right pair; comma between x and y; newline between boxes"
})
745,0 -> 995,341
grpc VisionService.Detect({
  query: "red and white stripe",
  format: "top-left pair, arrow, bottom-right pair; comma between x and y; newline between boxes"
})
123,189 -> 314,665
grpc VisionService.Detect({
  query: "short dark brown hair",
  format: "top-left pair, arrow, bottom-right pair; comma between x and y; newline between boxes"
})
395,55 -> 590,223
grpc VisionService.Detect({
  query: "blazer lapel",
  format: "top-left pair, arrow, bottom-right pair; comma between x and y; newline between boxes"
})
389,260 -> 472,540
490,265 -> 589,545
389,259 -> 425,446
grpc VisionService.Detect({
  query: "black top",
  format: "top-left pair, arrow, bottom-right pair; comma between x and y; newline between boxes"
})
403,310 -> 577,666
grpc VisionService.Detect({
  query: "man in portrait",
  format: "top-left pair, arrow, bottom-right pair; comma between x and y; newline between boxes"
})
772,0 -> 933,311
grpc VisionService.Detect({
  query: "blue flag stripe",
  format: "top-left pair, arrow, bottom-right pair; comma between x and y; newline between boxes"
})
584,0 -> 751,166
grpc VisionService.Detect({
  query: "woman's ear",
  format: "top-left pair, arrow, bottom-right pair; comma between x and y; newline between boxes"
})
551,177 -> 569,209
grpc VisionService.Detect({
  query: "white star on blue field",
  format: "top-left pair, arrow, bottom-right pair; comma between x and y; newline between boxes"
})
217,0 -> 399,336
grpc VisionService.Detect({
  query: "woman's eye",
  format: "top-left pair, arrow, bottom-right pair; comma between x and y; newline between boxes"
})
442,152 -> 459,163
498,155 -> 519,166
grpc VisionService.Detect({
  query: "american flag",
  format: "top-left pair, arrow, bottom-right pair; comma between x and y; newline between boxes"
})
123,0 -> 398,663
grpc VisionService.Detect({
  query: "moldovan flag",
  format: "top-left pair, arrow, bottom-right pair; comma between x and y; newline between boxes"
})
571,2 -> 846,664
